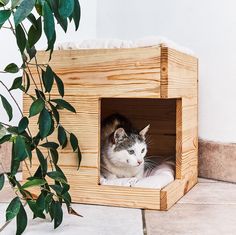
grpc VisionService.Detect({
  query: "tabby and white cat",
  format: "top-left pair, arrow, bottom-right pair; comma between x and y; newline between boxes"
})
100,113 -> 150,180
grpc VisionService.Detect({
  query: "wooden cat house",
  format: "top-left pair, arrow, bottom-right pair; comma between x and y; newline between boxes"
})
23,45 -> 198,210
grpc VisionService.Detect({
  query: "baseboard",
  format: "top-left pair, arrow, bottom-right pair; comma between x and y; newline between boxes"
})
199,139 -> 236,183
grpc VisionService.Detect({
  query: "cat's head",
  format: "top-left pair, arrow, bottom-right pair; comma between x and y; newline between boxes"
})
106,125 -> 150,168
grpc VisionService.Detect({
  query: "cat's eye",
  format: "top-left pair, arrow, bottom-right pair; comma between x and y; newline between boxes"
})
141,148 -> 145,153
127,149 -> 135,154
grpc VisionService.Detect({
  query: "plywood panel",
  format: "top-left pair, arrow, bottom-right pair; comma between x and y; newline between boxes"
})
176,97 -> 198,179
29,47 -> 161,98
161,47 -> 198,98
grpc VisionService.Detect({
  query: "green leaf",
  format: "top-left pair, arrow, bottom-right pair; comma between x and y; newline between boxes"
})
0,95 -> 13,121
51,99 -> 76,113
27,13 -> 37,28
43,66 -> 54,92
29,98 -> 44,117
0,173 -> 4,191
72,0 -> 80,30
61,191 -> 71,208
6,197 -> 21,221
36,148 -> 47,175
14,135 -> 27,161
0,10 -> 11,28
39,108 -> 52,138
77,145 -> 82,168
36,192 -> 45,211
61,183 -> 70,195
54,201 -> 63,229
59,0 -> 74,18
43,1 -> 55,42
11,145 -> 21,176
14,0 -> 35,26
58,126 -> 67,148
49,102 -> 60,124
0,0 -> 9,7
16,203 -> 27,235
50,148 -> 58,165
24,72 -> 30,93
22,178 -> 46,189
47,171 -> 67,183
15,24 -> 26,54
11,0 -> 22,8
26,45 -> 36,60
35,88 -> 45,100
4,63 -> 19,73
18,116 -> 29,133
10,76 -> 22,91
54,74 -> 64,97
28,17 -> 42,48
41,141 -> 59,149
49,0 -> 68,32
27,199 -> 45,219
0,134 -> 11,144
70,133 -> 78,151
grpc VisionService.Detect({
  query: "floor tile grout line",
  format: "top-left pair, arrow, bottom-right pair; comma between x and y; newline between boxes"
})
141,209 -> 147,235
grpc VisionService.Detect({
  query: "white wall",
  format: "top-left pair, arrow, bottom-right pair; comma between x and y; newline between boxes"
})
0,0 -> 97,126
1,0 -> 236,143
97,0 -> 236,143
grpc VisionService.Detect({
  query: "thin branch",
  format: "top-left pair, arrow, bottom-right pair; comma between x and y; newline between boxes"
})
1,26 -> 12,30
0,81 -> 34,139
0,122 -> 12,127
24,66 -> 39,90
34,57 -> 44,91
45,137 -> 54,171
0,81 -> 23,117
23,160 -> 32,177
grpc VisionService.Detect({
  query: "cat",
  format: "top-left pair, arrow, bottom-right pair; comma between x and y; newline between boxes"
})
100,113 -> 150,180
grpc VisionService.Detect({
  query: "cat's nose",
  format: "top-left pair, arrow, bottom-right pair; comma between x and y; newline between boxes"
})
137,160 -> 143,165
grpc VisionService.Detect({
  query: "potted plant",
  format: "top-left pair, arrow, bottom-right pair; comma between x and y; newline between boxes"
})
0,0 -> 82,234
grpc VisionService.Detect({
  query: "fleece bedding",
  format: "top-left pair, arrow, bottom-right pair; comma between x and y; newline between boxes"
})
100,156 -> 175,189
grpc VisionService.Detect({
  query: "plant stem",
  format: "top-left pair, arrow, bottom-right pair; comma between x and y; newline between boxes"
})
0,121 -> 12,127
0,81 -> 23,117
33,57 -> 44,92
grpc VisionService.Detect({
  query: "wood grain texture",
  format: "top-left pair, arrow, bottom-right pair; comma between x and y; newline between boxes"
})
23,45 -> 198,210
29,47 -> 161,98
160,175 -> 198,210
161,47 -> 198,98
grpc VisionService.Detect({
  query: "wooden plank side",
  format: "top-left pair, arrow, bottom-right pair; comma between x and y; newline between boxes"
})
29,47 -> 161,98
176,97 -> 198,179
160,175 -> 198,210
23,96 -> 99,168
161,47 -> 198,98
180,97 -> 198,179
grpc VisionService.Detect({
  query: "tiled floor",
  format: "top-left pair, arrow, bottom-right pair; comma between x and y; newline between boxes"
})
0,178 -> 236,235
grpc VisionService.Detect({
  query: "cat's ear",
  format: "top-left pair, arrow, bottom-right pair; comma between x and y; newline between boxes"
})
113,128 -> 127,143
139,124 -> 150,139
